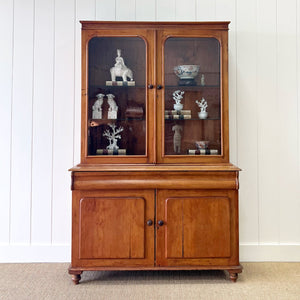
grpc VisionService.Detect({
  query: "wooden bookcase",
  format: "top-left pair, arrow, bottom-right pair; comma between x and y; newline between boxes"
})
69,21 -> 242,284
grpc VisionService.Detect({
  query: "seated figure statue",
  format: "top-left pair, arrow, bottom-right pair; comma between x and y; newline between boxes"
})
110,49 -> 134,82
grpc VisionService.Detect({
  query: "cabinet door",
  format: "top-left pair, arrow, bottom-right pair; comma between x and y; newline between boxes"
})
156,190 -> 238,267
156,28 -> 229,164
81,27 -> 155,164
72,190 -> 154,267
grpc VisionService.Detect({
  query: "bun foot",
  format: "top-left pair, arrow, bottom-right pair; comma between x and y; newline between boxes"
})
228,271 -> 238,282
72,273 -> 82,285
69,268 -> 83,285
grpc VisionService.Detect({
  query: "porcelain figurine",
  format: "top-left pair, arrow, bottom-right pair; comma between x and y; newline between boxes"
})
196,97 -> 208,119
107,94 -> 118,119
103,123 -> 124,150
173,90 -> 184,111
92,93 -> 104,119
172,124 -> 183,154
110,49 -> 134,82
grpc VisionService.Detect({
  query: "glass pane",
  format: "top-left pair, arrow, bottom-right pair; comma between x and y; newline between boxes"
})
164,37 -> 221,156
88,37 -> 146,156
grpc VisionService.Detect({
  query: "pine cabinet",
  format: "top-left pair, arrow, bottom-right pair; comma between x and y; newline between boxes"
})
69,21 -> 242,284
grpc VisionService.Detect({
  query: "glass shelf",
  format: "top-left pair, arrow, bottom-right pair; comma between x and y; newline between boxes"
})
89,118 -> 145,127
165,85 -> 220,89
165,117 -> 221,121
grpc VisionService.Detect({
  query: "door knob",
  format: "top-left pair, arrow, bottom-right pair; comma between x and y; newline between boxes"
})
148,84 -> 154,89
147,219 -> 153,226
157,220 -> 164,226
157,85 -> 163,90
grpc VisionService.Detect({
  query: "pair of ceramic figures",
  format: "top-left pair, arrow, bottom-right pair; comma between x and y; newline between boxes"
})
92,93 -> 118,120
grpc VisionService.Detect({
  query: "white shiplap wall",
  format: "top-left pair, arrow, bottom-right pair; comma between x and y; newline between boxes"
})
0,0 -> 299,262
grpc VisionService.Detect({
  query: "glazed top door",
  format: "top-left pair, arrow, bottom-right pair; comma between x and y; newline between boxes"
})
81,25 -> 155,164
156,27 -> 229,164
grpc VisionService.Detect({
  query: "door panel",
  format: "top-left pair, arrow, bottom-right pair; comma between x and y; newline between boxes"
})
157,190 -> 236,267
156,29 -> 229,164
79,197 -> 145,259
72,189 -> 155,267
81,28 -> 155,164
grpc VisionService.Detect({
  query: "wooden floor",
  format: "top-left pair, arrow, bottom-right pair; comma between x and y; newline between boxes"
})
1,263 -> 300,299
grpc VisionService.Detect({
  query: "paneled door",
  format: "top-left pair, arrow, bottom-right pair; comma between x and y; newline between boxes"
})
80,26 -> 155,164
156,189 -> 238,267
156,28 -> 229,164
71,190 -> 155,267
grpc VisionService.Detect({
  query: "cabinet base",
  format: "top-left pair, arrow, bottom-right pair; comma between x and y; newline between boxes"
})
68,265 -> 243,284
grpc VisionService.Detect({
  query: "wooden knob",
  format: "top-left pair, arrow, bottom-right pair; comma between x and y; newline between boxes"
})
147,219 -> 153,226
158,220 -> 164,226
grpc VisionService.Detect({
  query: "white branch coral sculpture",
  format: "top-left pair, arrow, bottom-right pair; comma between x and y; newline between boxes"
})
103,123 -> 124,150
173,90 -> 184,111
195,97 -> 208,119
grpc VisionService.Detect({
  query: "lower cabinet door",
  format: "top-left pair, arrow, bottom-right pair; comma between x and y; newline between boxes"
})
72,190 -> 155,267
156,189 -> 239,267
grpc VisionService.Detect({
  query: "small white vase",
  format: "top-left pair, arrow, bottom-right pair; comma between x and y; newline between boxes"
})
174,103 -> 183,111
198,111 -> 208,119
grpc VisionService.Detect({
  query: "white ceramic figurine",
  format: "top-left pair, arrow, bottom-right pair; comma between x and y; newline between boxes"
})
107,94 -> 118,119
110,49 -> 134,82
92,93 -> 104,119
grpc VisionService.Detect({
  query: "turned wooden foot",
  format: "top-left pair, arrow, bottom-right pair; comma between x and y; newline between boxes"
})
71,273 -> 82,285
69,268 -> 83,285
228,271 -> 238,282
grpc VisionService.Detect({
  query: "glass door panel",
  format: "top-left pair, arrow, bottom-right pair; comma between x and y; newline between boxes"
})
88,37 -> 146,156
164,37 -> 221,156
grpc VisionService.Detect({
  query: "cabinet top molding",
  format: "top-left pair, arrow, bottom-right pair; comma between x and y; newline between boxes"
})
80,21 -> 230,31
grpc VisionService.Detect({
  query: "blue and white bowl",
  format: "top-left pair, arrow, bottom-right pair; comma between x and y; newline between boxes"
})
174,65 -> 200,79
